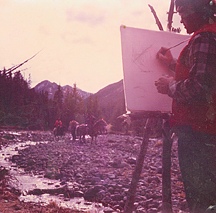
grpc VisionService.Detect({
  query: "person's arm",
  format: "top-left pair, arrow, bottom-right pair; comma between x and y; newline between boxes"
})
168,33 -> 216,103
155,47 -> 176,95
156,33 -> 216,103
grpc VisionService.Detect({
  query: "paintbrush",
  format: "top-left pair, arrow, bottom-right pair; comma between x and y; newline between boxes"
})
164,38 -> 190,53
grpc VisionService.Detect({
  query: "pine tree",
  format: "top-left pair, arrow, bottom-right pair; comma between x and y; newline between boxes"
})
53,84 -> 64,119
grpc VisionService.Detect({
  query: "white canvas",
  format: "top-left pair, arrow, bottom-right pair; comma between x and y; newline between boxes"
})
120,25 -> 190,113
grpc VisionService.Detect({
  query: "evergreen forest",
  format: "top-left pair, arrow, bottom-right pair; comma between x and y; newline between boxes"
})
0,69 -> 103,130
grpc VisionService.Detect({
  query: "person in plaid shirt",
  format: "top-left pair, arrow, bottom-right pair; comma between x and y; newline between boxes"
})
155,0 -> 216,212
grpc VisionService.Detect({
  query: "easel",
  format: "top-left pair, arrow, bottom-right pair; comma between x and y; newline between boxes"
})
124,111 -> 173,213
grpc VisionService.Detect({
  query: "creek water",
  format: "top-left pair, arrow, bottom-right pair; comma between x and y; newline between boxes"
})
0,137 -> 107,212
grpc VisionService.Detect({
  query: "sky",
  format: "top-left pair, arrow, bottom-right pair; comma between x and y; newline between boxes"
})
0,0 -> 184,93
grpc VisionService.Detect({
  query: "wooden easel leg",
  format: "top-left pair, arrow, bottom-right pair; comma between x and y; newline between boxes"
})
162,120 -> 173,213
124,118 -> 151,213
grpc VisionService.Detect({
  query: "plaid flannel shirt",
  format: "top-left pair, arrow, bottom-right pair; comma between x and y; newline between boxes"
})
168,31 -> 216,103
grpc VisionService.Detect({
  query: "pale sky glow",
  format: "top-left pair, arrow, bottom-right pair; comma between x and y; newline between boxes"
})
0,0 -> 184,93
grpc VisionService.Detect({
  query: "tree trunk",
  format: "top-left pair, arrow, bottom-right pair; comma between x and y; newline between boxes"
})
148,4 -> 164,31
162,120 -> 173,213
124,118 -> 151,213
167,0 -> 175,31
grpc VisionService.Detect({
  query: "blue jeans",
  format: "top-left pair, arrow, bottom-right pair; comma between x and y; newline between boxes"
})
176,126 -> 216,213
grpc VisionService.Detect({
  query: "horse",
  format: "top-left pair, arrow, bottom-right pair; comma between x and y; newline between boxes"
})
68,120 -> 79,141
88,118 -> 108,143
76,124 -> 89,143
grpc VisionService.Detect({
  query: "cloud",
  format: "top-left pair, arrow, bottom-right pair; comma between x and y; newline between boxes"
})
66,6 -> 106,27
73,12 -> 105,26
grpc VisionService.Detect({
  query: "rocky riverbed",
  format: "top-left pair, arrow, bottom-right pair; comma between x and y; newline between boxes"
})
0,130 -> 189,212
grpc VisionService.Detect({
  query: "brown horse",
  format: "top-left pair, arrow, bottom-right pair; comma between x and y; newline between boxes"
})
88,118 -> 108,143
76,124 -> 89,142
68,120 -> 79,141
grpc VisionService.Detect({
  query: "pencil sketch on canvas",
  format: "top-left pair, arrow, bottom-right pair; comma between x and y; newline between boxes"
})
120,25 -> 189,113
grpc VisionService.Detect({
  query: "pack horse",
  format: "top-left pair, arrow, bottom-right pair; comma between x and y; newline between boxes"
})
88,118 -> 108,143
68,118 -> 108,143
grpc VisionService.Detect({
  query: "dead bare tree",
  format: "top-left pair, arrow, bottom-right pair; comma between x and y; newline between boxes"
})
148,4 -> 164,31
124,2 -> 178,213
0,50 -> 41,76
149,1 -> 180,33
167,0 -> 181,33
148,2 -> 176,213
167,0 -> 175,31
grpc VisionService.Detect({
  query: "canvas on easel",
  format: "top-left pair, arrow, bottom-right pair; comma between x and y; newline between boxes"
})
120,25 -> 189,113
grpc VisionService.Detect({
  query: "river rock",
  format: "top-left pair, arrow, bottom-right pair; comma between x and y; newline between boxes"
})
2,130 -> 190,212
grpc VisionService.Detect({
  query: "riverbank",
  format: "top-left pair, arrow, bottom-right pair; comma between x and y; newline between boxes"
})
0,129 -> 189,212
0,130 -> 83,213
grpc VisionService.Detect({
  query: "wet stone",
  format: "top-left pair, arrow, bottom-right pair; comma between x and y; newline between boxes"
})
74,190 -> 84,197
103,206 -> 115,213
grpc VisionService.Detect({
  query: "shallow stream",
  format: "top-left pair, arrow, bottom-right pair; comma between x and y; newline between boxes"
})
0,137 -> 107,212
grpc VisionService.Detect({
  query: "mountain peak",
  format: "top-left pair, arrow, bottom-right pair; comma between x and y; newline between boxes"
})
33,79 -> 125,123
33,80 -> 92,99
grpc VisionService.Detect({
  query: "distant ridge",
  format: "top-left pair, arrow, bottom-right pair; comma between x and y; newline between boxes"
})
33,80 -> 92,99
94,79 -> 124,105
33,79 -> 126,123
90,79 -> 126,121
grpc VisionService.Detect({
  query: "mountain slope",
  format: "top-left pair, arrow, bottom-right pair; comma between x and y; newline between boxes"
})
33,79 -> 126,124
91,79 -> 126,122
